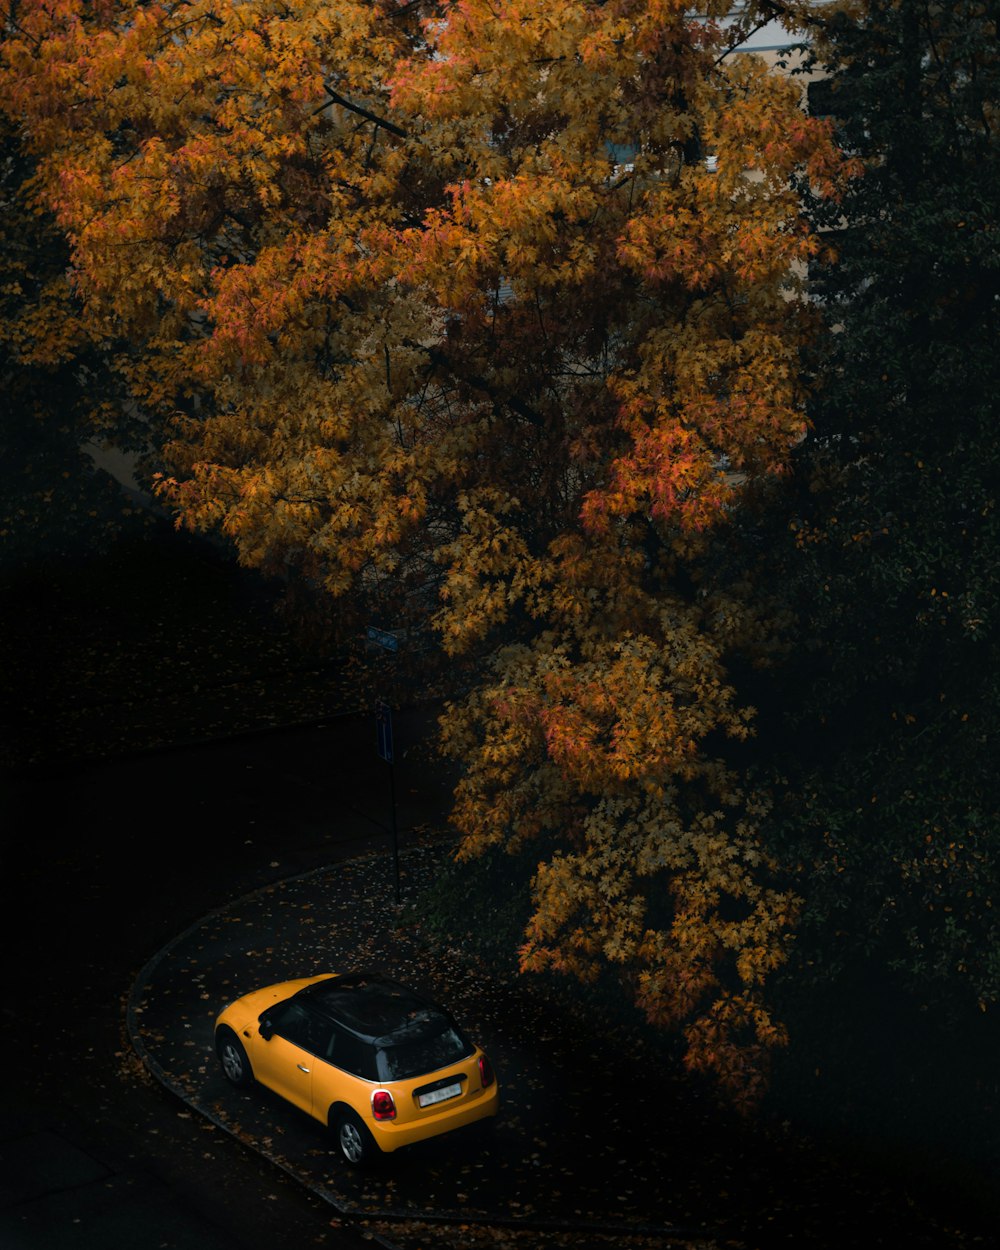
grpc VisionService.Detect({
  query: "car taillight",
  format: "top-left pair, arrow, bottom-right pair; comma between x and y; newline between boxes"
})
371,1089 -> 396,1120
478,1053 -> 495,1089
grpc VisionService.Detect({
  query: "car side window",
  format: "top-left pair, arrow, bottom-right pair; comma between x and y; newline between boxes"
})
269,1002 -> 330,1057
325,1022 -> 376,1080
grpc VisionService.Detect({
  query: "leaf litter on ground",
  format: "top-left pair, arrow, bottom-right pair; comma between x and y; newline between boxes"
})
127,839 -> 985,1250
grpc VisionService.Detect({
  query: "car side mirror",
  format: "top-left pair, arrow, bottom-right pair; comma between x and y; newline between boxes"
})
258,1015 -> 274,1041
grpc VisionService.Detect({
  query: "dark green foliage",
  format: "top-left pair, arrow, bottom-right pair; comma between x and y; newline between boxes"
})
754,0 -> 1000,1014
695,8 -> 1000,1176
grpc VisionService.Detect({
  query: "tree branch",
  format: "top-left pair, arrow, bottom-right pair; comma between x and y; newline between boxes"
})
414,340 -> 546,428
321,83 -> 408,139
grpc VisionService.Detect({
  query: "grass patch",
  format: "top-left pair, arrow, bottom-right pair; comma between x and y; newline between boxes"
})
407,838 -> 691,1073
412,840 -> 537,981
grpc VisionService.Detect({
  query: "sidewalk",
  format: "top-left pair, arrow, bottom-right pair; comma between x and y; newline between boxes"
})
122,837 -> 987,1250
126,839 -> 720,1249
3,669 -> 991,1250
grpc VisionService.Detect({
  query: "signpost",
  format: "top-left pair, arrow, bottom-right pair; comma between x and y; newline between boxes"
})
366,625 -> 399,653
373,666 -> 401,903
375,698 -> 394,764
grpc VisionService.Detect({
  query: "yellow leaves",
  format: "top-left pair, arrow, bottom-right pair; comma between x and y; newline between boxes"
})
681,990 -> 790,1110
443,605 -> 798,1103
4,274 -> 90,366
534,635 -> 715,789
584,415 -> 735,537
3,0 -> 840,1106
432,487 -> 536,653
618,203 -> 720,289
391,0 -> 595,123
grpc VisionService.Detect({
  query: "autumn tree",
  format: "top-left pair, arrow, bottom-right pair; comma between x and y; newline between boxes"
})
1,0 -> 847,1100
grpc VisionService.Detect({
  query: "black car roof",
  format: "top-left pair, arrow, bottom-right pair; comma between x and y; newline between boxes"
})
296,972 -> 454,1045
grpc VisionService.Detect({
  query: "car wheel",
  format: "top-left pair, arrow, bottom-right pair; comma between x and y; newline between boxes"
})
215,1028 -> 253,1087
333,1109 -> 377,1167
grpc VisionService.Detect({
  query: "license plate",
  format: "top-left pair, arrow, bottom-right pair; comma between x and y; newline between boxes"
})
418,1081 -> 462,1108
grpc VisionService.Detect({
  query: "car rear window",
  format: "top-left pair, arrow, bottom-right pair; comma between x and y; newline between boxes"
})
375,1025 -> 473,1082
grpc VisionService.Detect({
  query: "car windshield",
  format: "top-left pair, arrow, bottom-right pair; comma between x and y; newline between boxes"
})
375,1024 -> 473,1081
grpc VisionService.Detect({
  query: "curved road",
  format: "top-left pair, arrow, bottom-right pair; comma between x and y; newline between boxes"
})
0,711 -> 449,1250
2,710 -> 994,1250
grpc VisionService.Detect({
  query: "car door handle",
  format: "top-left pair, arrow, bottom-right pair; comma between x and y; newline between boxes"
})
297,1063 -> 310,1073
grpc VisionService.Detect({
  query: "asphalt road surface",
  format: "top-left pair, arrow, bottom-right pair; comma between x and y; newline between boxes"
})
0,711 -> 450,1250
3,710 -> 997,1250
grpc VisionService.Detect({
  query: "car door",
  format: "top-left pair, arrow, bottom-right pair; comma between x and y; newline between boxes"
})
253,1000 -> 326,1116
309,1021 -> 372,1123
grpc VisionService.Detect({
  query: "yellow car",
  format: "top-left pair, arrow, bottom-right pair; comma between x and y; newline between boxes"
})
214,971 -> 499,1165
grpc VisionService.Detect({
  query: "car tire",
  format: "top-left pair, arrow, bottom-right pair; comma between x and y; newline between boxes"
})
332,1108 -> 378,1167
215,1028 -> 253,1087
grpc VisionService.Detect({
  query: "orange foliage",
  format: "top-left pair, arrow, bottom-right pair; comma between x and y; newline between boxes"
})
2,0 -> 852,1102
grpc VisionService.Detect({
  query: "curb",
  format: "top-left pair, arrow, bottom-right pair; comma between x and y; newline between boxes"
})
6,694 -> 449,775
125,849 -> 407,1250
125,848 -> 717,1248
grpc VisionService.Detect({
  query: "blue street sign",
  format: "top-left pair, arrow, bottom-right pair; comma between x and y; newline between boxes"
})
375,699 -> 394,763
367,626 -> 399,653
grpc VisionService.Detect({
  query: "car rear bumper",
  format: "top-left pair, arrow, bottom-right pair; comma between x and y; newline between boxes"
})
369,1083 -> 500,1153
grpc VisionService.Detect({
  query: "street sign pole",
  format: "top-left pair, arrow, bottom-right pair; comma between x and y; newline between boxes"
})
375,698 -> 401,904
369,627 -> 402,904
388,753 -> 400,905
